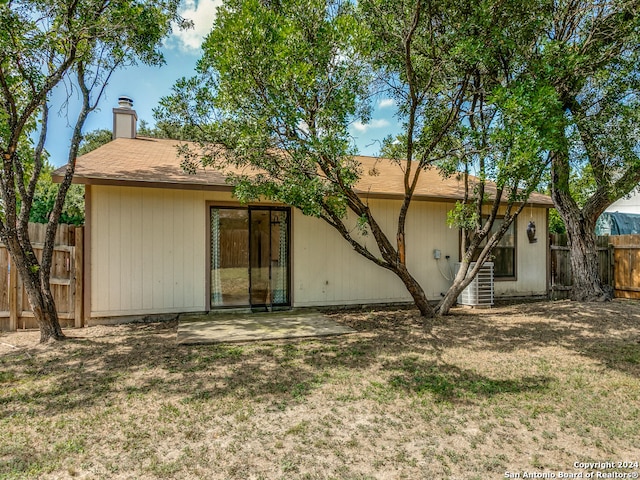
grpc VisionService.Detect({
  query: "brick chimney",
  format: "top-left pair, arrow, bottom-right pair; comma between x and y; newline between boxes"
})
112,96 -> 137,139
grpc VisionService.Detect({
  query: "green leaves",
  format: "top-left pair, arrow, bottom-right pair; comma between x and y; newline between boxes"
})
446,201 -> 479,231
535,0 -> 640,204
158,0 -> 369,221
0,0 -> 186,158
29,178 -> 85,225
0,0 -> 187,338
78,129 -> 112,156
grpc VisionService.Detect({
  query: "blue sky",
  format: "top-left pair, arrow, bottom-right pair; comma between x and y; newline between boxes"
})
46,0 -> 401,167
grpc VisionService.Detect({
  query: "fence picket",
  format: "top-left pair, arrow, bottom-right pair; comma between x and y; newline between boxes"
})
0,224 -> 83,330
549,233 -> 640,299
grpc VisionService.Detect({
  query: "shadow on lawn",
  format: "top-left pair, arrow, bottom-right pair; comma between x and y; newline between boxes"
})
1,299 -> 638,417
0,325 -> 546,417
326,300 -> 640,378
384,358 -> 550,403
1,325 -> 377,416
434,300 -> 640,377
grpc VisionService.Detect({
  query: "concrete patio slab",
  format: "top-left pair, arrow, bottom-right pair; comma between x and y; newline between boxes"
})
176,310 -> 355,344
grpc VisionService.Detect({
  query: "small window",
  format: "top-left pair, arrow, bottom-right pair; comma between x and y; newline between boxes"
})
465,217 -> 516,279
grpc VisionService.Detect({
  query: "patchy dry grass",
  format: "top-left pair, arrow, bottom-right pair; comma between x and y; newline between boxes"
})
1,300 -> 640,479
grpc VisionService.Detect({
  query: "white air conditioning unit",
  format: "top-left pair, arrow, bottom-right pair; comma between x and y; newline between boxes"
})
456,262 -> 494,307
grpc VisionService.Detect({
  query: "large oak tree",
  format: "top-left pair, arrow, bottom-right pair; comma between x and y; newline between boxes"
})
537,0 -> 640,301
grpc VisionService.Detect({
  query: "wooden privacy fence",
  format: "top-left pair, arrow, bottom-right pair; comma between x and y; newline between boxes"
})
549,233 -> 640,300
0,224 -> 83,331
608,235 -> 640,299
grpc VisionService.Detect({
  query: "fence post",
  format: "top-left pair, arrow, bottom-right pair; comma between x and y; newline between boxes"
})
74,227 -> 84,328
608,243 -> 615,295
9,258 -> 18,331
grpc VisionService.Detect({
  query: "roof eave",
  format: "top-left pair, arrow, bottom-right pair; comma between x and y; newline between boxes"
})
54,174 -> 234,192
53,174 -> 553,207
358,190 -> 554,208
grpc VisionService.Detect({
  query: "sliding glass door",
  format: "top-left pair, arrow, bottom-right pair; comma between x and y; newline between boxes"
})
210,206 -> 290,309
210,208 -> 250,307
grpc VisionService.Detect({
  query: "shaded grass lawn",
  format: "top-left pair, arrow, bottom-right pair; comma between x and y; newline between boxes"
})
1,300 -> 640,479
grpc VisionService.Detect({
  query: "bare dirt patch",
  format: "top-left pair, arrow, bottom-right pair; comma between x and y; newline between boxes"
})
1,300 -> 639,479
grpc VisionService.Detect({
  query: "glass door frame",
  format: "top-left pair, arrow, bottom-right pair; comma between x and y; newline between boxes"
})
206,203 -> 291,311
248,206 -> 292,311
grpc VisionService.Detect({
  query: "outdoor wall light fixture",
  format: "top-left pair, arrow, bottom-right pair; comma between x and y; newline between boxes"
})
527,221 -> 537,243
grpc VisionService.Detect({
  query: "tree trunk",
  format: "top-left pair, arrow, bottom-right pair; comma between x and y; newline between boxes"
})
436,254 -> 484,316
392,264 -> 435,318
21,268 -> 65,342
5,236 -> 65,343
564,214 -> 611,301
27,281 -> 65,343
551,146 -> 611,302
437,262 -> 468,316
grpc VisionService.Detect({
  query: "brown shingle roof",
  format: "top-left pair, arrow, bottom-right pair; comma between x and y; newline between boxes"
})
352,155 -> 552,206
53,136 -> 553,206
53,137 -> 231,190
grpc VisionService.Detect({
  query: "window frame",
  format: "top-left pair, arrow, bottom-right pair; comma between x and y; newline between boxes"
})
460,216 -> 517,281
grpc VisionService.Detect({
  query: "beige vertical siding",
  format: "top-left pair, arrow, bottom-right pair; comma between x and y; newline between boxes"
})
292,203 -> 412,306
292,199 -> 549,306
293,199 -> 459,306
494,206 -> 548,297
90,186 -> 234,317
90,185 -> 549,317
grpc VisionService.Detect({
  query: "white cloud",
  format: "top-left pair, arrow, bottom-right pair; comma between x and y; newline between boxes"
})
378,98 -> 395,109
171,0 -> 222,51
297,120 -> 310,135
352,118 -> 390,133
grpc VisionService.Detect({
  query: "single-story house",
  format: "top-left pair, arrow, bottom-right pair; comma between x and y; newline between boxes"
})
54,101 -> 553,325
